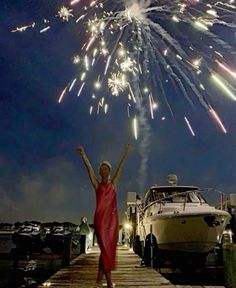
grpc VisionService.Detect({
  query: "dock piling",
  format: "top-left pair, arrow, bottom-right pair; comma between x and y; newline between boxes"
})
62,233 -> 72,267
223,243 -> 236,288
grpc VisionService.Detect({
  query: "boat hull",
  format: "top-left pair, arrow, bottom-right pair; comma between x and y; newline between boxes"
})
142,211 -> 229,254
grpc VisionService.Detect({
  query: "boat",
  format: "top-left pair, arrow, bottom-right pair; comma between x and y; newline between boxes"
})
44,225 -> 71,254
128,175 -> 231,268
12,223 -> 44,253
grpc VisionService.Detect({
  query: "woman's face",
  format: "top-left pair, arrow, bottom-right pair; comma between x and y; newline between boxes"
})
99,164 -> 110,178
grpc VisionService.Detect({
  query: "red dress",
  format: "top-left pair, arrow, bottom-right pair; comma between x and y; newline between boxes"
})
94,181 -> 118,272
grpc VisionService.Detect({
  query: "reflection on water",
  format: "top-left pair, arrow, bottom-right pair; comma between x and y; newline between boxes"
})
0,232 -> 78,288
0,257 -> 62,288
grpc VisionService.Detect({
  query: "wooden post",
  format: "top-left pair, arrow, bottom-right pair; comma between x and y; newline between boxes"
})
150,224 -> 154,268
130,206 -> 136,249
223,243 -> 236,288
80,235 -> 87,254
62,233 -> 72,267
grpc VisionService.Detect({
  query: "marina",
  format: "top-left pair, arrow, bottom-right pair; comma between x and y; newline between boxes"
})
0,227 -> 85,288
0,177 -> 236,287
2,1 -> 236,287
0,222 -> 235,287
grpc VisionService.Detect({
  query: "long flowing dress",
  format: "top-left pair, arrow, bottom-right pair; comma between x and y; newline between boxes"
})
94,181 -> 118,272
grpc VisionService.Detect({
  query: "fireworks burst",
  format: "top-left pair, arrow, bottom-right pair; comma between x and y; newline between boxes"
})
108,73 -> 129,96
13,0 -> 236,137
73,55 -> 81,64
68,0 -> 236,133
57,6 -> 74,22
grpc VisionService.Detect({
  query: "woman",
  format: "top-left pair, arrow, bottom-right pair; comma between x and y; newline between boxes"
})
76,144 -> 131,288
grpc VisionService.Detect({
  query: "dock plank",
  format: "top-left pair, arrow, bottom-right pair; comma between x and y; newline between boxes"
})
38,246 -> 225,288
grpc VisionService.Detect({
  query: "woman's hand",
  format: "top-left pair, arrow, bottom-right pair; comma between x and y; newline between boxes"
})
75,146 -> 98,189
76,146 -> 85,156
112,144 -> 132,186
125,144 -> 132,154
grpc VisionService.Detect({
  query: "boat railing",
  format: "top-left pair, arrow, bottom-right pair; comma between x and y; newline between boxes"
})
202,188 -> 229,211
143,190 -> 195,212
143,188 -> 229,212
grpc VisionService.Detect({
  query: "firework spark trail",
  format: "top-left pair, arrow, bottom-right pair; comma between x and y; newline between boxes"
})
69,78 -> 77,92
147,19 -> 224,110
184,116 -> 195,136
216,60 -> 236,79
58,86 -> 68,103
11,22 -> 35,32
133,116 -> 138,140
142,29 -> 176,119
212,73 -> 236,100
71,0 -> 80,5
77,82 -> 85,97
208,106 -> 227,133
39,26 -> 51,33
149,36 -> 197,109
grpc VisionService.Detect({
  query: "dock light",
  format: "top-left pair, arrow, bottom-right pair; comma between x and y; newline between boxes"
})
124,223 -> 132,230
124,223 -> 133,248
43,282 -> 51,287
222,229 -> 233,244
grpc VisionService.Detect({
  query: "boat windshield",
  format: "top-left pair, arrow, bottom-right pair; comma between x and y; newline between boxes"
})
149,187 -> 207,204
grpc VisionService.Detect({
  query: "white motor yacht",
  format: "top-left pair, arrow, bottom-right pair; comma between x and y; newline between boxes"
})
131,175 -> 231,267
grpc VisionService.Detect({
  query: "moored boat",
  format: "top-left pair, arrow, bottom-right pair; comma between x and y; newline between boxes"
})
44,226 -> 71,254
12,223 -> 44,253
128,175 -> 231,268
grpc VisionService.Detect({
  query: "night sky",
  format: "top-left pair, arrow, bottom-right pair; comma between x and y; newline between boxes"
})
1,1 -> 236,224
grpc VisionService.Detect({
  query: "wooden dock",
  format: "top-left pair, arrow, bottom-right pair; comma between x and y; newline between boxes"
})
38,245 -> 226,288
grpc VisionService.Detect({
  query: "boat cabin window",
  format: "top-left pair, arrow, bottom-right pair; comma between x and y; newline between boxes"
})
189,192 -> 206,203
144,190 -> 155,207
151,190 -> 173,203
172,194 -> 187,203
149,187 -> 206,204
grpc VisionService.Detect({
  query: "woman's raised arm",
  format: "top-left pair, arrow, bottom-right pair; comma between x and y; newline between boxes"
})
112,144 -> 132,186
76,146 -> 98,189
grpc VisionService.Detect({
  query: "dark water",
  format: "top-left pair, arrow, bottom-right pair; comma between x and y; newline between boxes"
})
0,232 -> 72,288
161,267 -> 225,286
0,258 -> 62,288
158,252 -> 225,286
